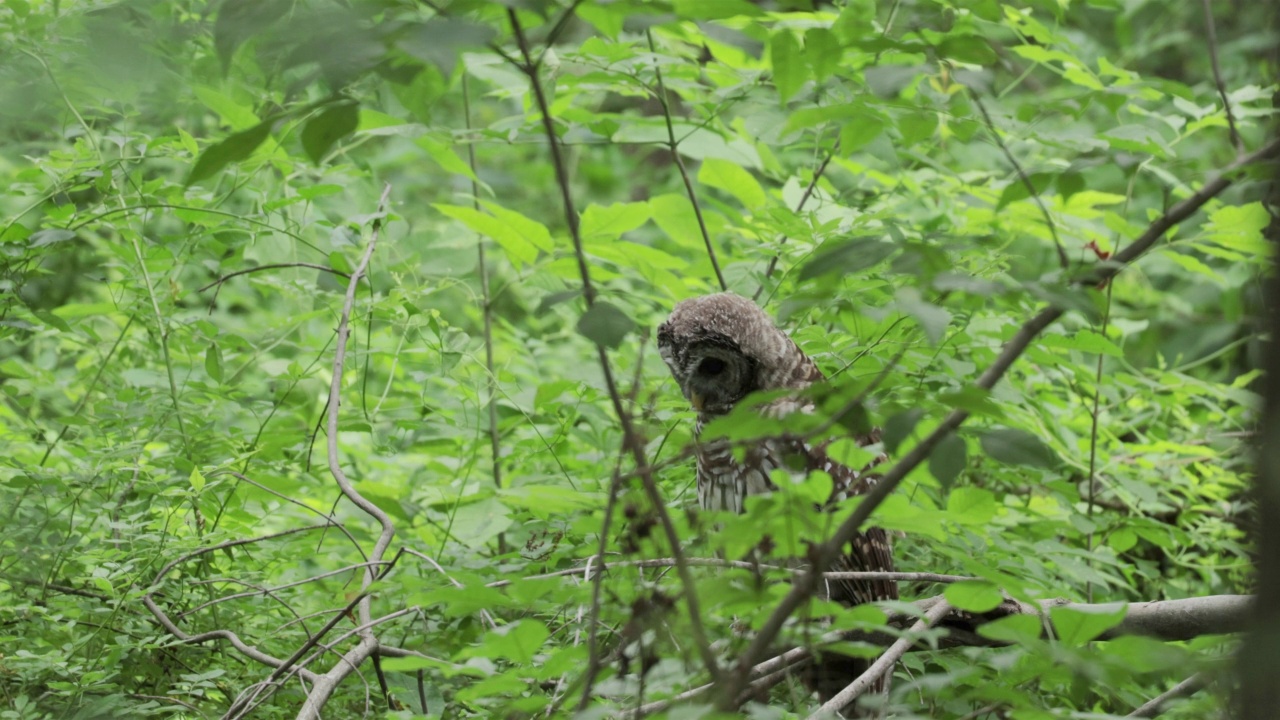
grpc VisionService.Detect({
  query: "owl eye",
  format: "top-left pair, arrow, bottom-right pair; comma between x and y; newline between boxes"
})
697,358 -> 727,376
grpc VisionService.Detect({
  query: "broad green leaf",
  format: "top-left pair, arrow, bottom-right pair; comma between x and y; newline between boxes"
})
882,409 -> 924,454
980,428 -> 1059,468
945,581 -> 1003,612
581,202 -> 651,239
805,28 -> 841,81
673,0 -> 763,20
947,487 -> 997,525
415,136 -> 479,181
1041,330 -> 1123,357
896,287 -> 952,344
205,343 -> 223,384
928,433 -> 967,487
302,102 -> 359,164
193,86 -> 260,130
698,159 -> 766,210
28,229 -> 76,248
1202,202 -> 1270,255
189,468 -> 205,493
479,202 -> 553,252
434,204 -> 540,267
479,620 -> 550,663
1050,603 -> 1128,645
798,237 -> 897,281
187,121 -> 273,185
649,194 -> 703,247
577,301 -> 635,349
770,31 -> 806,103
939,35 -> 997,65
976,614 -> 1042,645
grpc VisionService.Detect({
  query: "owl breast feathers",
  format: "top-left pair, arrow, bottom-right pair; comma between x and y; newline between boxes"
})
657,293 -> 898,702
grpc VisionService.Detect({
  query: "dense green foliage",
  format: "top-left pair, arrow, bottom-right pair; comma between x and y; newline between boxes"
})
1,0 -> 1275,718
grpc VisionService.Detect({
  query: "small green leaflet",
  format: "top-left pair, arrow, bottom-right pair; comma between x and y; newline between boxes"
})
798,237 -> 897,281
302,102 -> 359,164
577,301 -> 635,349
928,433 -> 967,487
1050,603 -> 1128,645
697,159 -> 766,210
980,428 -> 1059,468
187,120 -> 273,185
944,580 -> 1003,613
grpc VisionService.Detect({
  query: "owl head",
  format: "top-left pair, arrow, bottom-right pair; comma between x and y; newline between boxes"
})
657,293 -> 821,415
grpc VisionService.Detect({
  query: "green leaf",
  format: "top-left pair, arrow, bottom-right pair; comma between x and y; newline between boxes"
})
187,121 -> 273,185
770,31 -> 806,103
882,409 -> 924,454
189,468 -> 206,493
415,136 -> 479,181
980,428 -> 1059,468
576,301 -> 635,349
648,194 -> 704,247
798,237 -> 897,281
839,115 -> 885,153
946,487 -> 997,525
1041,330 -> 1123,357
581,202 -> 651,239
205,343 -> 224,384
28,229 -> 76,248
895,287 -> 952,344
976,614 -> 1042,644
435,204 -> 539,268
673,0 -> 763,20
698,159 -> 766,210
939,35 -> 997,65
805,28 -> 841,81
302,102 -> 359,164
945,581 -> 1003,612
1050,603 -> 1128,645
479,620 -> 550,663
928,434 -> 967,487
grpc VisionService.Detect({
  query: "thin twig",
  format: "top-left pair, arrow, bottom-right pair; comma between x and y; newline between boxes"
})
508,7 -> 722,682
717,137 -> 1280,709
576,459 -> 627,709
807,598 -> 952,718
197,263 -> 350,293
967,87 -> 1069,270
1201,0 -> 1243,153
405,548 -> 496,629
295,183 -> 396,720
648,29 -> 727,291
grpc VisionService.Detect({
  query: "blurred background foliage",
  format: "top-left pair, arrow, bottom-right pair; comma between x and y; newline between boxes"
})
0,0 -> 1275,717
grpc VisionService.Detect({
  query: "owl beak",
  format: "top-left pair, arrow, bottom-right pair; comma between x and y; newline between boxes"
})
690,392 -> 705,412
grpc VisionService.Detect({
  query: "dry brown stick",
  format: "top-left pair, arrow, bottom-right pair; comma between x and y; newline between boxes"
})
506,7 -> 722,682
809,598 -> 952,718
1200,0 -> 1243,153
647,29 -> 727,292
1127,672 -> 1209,718
718,136 -> 1280,708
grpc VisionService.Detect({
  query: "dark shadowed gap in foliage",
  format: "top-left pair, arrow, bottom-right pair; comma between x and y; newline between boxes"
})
1236,63 -> 1280,719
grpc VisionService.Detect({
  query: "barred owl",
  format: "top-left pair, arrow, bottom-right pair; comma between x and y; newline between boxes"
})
656,292 -> 897,705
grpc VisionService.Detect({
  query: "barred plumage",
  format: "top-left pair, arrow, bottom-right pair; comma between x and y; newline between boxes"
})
657,292 -> 898,708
